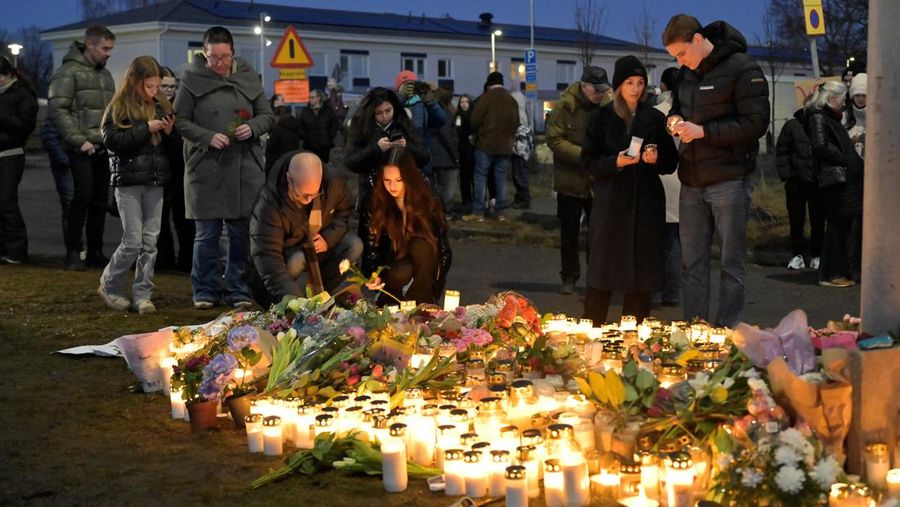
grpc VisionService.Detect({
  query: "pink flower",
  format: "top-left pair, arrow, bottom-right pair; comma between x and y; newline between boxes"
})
347,374 -> 360,387
372,364 -> 384,379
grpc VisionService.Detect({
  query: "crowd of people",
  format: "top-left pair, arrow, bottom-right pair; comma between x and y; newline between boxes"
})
0,14 -> 864,327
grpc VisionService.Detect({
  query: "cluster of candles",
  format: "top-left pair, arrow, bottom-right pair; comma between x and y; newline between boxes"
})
858,441 -> 900,505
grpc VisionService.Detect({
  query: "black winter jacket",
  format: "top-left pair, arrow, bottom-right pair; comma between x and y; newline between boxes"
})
344,121 -> 430,191
298,105 -> 337,154
669,21 -> 770,188
806,107 -> 863,218
0,79 -> 38,151
428,108 -> 459,170
265,114 -> 301,173
101,102 -> 173,188
775,108 -> 813,183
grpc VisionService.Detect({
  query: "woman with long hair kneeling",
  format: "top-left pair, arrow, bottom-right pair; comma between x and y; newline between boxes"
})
364,148 -> 452,305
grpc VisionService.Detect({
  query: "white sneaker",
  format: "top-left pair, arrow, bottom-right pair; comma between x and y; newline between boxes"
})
787,255 -> 806,270
134,300 -> 157,315
97,286 -> 130,311
809,257 -> 820,270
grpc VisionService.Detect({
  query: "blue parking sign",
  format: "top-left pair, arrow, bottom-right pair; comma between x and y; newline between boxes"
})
525,48 -> 537,100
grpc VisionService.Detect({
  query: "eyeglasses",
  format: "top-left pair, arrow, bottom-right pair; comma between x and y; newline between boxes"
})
206,54 -> 233,65
160,84 -> 177,90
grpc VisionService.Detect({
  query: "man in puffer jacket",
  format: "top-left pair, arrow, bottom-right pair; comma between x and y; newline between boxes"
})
48,24 -> 116,271
662,14 -> 769,328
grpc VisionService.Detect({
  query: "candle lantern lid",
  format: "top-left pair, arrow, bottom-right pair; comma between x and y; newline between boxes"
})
500,425 -> 519,437
389,422 -> 408,437
620,460 -> 641,474
437,424 -> 457,435
444,289 -> 460,297
660,362 -> 686,376
530,413 -> 551,428
467,358 -> 486,369
450,408 -> 470,422
472,442 -> 492,452
353,395 -> 372,404
522,428 -> 544,444
330,394 -> 350,407
363,407 -> 386,421
510,379 -> 534,390
391,406 -> 411,417
420,404 -> 438,416
493,359 -> 515,372
370,399 -> 389,408
372,414 -> 388,429
636,450 -> 657,465
603,330 -> 622,340
851,484 -> 873,497
505,465 -> 526,480
343,405 -> 363,418
547,423 -> 574,440
463,450 -> 483,463
439,403 -> 458,412
490,449 -> 511,462
460,432 -> 480,446
404,387 -> 423,399
865,442 -> 888,455
314,414 -> 334,427
444,448 -> 464,461
263,415 -> 282,427
297,404 -> 313,415
244,413 -> 263,424
440,389 -> 460,401
478,396 -> 503,410
487,375 -> 508,389
516,445 -> 536,461
321,405 -> 340,415
543,458 -> 561,473
664,451 -> 693,469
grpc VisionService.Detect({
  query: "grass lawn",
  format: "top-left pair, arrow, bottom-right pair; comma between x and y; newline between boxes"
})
0,260 -> 439,505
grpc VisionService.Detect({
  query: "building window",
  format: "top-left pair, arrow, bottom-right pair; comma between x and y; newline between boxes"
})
437,59 -> 452,79
340,50 -> 369,89
240,48 -> 261,71
401,53 -> 426,78
556,60 -> 577,88
510,58 -> 525,82
309,51 -> 327,76
187,48 -> 204,65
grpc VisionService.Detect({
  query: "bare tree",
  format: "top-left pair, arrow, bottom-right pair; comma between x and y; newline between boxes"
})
631,0 -> 658,68
768,0 -> 868,75
0,26 -> 54,96
755,6 -> 787,159
574,0 -> 607,68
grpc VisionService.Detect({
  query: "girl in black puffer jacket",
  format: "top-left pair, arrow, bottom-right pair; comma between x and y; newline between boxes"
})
0,56 -> 38,264
97,56 -> 176,313
805,81 -> 863,287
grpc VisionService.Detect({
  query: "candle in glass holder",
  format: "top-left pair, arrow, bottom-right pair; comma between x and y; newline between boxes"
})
436,424 -> 460,469
463,450 -> 488,498
505,465 -> 528,507
158,356 -> 176,395
408,406 -> 436,466
488,449 -> 511,496
638,451 -> 660,500
690,321 -> 710,344
620,315 -> 638,331
887,469 -> 900,499
709,327 -> 729,346
562,454 -> 590,507
245,414 -> 264,453
293,406 -> 315,448
443,289 -> 461,311
400,300 -> 417,312
864,443 -> 889,488
444,448 -> 466,496
381,438 -> 408,492
657,363 -> 686,389
262,415 -> 283,456
663,452 -> 694,507
620,484 -> 660,507
544,459 -> 565,507
314,413 -> 335,439
169,388 -> 186,419
590,471 -> 621,505
620,459 -> 642,496
517,445 -> 541,499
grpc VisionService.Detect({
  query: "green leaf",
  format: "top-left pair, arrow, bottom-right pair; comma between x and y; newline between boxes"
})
622,360 -> 638,379
636,369 -> 657,390
624,382 -> 638,402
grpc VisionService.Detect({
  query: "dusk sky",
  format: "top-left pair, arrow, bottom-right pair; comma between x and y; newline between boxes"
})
7,0 -> 772,46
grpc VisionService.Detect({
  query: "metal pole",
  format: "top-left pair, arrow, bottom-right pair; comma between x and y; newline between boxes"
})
491,33 -> 497,71
530,0 -> 534,48
809,37 -> 821,78
529,0 -> 536,127
861,0 -> 900,336
259,13 -> 265,92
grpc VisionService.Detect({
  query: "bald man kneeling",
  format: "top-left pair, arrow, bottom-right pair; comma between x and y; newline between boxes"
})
248,151 -> 362,307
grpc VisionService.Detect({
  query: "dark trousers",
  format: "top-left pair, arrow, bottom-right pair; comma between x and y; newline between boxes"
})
379,237 -> 439,305
512,155 -> 530,203
557,193 -> 591,283
819,214 -> 862,282
785,179 -> 825,258
584,288 -> 652,325
459,149 -> 474,206
64,150 -> 109,255
156,180 -> 195,272
662,222 -> 682,303
0,154 -> 28,261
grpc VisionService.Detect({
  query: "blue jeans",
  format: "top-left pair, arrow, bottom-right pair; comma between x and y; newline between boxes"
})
472,149 -> 509,216
50,159 -> 74,238
192,218 -> 252,304
100,186 -> 163,302
679,176 -> 752,327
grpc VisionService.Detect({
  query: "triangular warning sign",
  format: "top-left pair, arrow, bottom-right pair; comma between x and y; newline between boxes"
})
271,26 -> 314,69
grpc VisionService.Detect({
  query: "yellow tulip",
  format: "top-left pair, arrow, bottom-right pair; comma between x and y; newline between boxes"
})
710,385 -> 728,403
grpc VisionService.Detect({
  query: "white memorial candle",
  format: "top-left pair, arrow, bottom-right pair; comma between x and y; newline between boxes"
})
590,471 -> 621,505
293,407 -> 315,449
245,414 -> 264,453
443,289 -> 460,311
620,484 -> 660,507
490,450 -> 510,496
517,445 -> 541,499
443,449 -> 466,496
638,452 -> 660,500
262,416 -> 283,456
381,439 -> 408,493
544,459 -> 565,507
505,465 -> 529,507
664,453 -> 694,507
887,469 -> 900,499
865,443 -> 889,488
464,450 -> 489,498
562,454 -> 590,507
159,356 -> 176,395
169,389 -> 185,419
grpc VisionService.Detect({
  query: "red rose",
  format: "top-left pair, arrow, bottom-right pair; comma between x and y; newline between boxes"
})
238,109 -> 251,121
496,302 -> 516,328
372,364 -> 384,378
347,374 -> 360,387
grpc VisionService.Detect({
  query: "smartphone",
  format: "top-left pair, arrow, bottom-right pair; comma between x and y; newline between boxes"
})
389,132 -> 403,142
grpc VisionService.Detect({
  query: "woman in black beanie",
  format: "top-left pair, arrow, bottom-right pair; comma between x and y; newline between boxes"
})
580,55 -> 678,324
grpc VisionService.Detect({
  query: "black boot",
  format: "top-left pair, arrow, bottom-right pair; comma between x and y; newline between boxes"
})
65,251 -> 85,271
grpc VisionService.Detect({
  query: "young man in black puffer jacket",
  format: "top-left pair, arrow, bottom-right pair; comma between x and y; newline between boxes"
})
662,14 -> 770,328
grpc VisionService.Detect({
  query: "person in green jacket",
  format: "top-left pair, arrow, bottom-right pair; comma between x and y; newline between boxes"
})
545,66 -> 611,295
48,24 -> 116,271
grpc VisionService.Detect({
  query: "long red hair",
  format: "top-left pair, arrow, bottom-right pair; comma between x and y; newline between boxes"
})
369,148 -> 445,257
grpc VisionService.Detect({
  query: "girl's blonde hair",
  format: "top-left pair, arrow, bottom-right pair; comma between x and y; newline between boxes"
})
103,56 -> 172,131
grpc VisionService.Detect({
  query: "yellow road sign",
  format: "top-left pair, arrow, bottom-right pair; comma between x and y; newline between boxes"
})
271,26 -> 314,68
279,69 -> 307,80
803,0 -> 826,36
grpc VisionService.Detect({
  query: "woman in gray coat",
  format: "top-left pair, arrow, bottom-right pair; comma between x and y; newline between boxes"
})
174,26 -> 275,309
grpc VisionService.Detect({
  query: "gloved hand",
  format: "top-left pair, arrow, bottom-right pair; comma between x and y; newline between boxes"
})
399,82 -> 415,99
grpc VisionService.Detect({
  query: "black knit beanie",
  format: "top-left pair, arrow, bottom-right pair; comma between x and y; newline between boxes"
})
612,55 -> 648,90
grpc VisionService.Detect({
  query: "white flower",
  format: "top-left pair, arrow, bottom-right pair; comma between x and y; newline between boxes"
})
774,465 -> 806,494
775,446 -> 802,466
747,377 -> 769,393
779,428 -> 815,464
688,372 -> 711,397
809,455 -> 841,488
338,259 -> 351,274
741,368 -> 762,379
717,453 -> 735,470
721,377 -> 735,389
740,467 -> 764,488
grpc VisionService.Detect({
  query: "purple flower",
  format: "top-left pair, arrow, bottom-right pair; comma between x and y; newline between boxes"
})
184,354 -> 210,372
205,353 -> 239,376
347,326 -> 367,344
227,325 -> 259,352
198,379 -> 224,401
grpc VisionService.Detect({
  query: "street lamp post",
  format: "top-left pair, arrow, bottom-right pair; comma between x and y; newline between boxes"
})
7,43 -> 23,67
490,29 -> 502,72
255,13 -> 271,91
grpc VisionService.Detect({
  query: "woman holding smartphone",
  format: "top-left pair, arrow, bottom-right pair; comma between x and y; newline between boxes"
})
98,56 -> 175,313
581,56 -> 678,324
364,147 -> 451,305
344,87 -> 430,239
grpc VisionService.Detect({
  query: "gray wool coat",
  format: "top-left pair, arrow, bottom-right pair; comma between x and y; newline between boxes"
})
174,57 -> 275,220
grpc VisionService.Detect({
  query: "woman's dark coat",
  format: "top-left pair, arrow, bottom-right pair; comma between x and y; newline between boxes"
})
581,101 -> 678,292
806,107 -> 863,218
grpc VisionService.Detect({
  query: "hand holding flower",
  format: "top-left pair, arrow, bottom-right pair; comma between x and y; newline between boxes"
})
234,123 -> 253,141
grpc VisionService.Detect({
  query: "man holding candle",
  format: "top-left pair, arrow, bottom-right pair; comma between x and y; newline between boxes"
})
662,15 -> 770,327
248,151 -> 362,307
